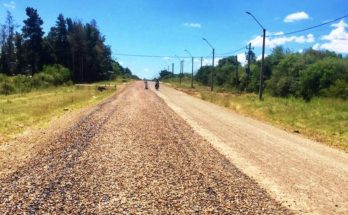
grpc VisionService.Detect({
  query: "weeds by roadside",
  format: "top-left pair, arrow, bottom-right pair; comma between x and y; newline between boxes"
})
166,80 -> 348,152
0,83 -> 118,142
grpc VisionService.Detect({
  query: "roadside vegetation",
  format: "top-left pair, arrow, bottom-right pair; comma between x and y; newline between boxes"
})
160,47 -> 348,151
0,83 -> 119,142
166,80 -> 348,151
160,47 -> 348,101
0,8 -> 139,141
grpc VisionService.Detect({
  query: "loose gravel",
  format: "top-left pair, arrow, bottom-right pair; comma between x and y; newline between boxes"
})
0,82 -> 291,214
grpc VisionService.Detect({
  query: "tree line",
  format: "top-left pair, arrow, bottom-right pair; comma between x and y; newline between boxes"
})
0,8 -> 137,84
160,47 -> 348,100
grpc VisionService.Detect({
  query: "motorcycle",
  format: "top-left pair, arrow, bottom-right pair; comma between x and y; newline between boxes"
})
144,79 -> 148,89
155,81 -> 159,90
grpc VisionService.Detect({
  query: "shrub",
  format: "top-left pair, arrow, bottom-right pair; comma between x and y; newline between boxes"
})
31,73 -> 55,88
0,64 -> 71,95
321,80 -> 348,99
13,75 -> 32,93
0,81 -> 16,95
42,64 -> 71,86
300,58 -> 347,100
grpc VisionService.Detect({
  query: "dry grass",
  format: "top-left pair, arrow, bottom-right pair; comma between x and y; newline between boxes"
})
0,84 -> 117,143
166,80 -> 348,152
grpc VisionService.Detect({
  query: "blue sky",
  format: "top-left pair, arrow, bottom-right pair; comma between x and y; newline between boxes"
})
1,0 -> 348,78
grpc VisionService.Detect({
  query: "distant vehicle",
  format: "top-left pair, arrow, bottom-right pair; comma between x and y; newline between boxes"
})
155,79 -> 159,90
144,79 -> 148,89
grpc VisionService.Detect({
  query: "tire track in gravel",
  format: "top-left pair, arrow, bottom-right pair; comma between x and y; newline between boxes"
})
0,86 -> 128,214
0,82 -> 291,214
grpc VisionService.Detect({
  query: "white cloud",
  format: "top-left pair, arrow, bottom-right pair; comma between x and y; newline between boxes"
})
3,1 -> 15,9
237,53 -> 247,66
249,33 -> 315,48
312,43 -> 320,50
284,11 -> 309,23
183,22 -> 201,28
194,58 -> 212,67
268,31 -> 284,36
314,20 -> 348,53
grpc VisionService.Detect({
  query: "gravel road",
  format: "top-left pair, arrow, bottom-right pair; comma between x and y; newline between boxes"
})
156,84 -> 348,214
0,82 -> 290,214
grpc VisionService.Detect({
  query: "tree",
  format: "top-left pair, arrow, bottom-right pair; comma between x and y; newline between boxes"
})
22,7 -> 44,73
0,11 -> 16,75
195,66 -> 213,85
67,20 -> 85,82
14,32 -> 25,74
48,14 -> 69,67
159,70 -> 172,80
300,57 -> 348,100
266,54 -> 303,97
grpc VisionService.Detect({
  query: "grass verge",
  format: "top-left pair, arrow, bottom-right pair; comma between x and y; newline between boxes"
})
0,83 -> 118,143
165,80 -> 348,152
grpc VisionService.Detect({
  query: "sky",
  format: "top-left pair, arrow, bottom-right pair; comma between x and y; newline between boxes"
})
1,0 -> 348,78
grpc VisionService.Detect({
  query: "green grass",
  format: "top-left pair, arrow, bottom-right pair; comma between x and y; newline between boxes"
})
0,83 -> 118,142
166,80 -> 348,152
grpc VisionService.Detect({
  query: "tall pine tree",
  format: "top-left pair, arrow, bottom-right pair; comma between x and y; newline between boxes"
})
22,7 -> 44,74
0,11 -> 16,75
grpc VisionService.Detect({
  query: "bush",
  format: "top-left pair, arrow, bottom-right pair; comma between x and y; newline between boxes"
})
195,66 -> 213,86
0,81 -> 16,95
42,64 -> 71,86
13,75 -> 32,93
31,73 -> 55,88
0,64 -> 72,95
300,58 -> 347,100
31,64 -> 71,89
321,80 -> 348,99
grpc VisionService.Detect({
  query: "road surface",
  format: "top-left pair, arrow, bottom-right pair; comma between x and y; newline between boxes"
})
155,83 -> 348,214
0,82 -> 290,214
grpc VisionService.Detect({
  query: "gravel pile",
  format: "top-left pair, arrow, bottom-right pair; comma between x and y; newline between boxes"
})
0,82 -> 291,214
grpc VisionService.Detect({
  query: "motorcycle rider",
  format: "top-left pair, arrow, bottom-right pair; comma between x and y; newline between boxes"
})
155,79 -> 159,90
144,79 -> 148,89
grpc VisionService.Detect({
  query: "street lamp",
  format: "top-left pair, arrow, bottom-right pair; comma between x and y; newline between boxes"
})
246,11 -> 266,100
202,38 -> 215,91
165,58 -> 174,77
175,55 -> 183,85
184,49 -> 194,88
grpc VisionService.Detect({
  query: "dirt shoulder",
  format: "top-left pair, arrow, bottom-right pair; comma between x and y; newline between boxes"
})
156,84 -> 348,214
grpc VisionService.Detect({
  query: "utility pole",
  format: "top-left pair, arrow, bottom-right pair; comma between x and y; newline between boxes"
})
202,38 -> 215,91
212,48 -> 215,90
260,29 -> 266,100
235,55 -> 239,85
172,63 -> 174,77
185,49 -> 194,88
191,56 -> 194,88
200,56 -> 203,68
181,60 -> 184,85
179,60 -> 182,85
246,43 -> 252,78
175,55 -> 182,84
246,11 -> 266,100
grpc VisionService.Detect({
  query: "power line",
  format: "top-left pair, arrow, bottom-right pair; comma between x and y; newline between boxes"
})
270,14 -> 348,37
114,47 -> 245,59
216,46 -> 246,57
114,53 -> 188,58
114,52 -> 228,59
